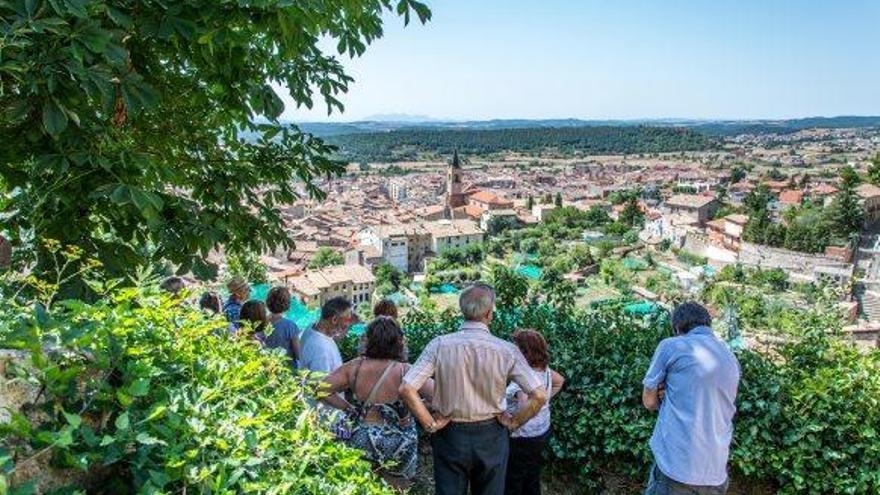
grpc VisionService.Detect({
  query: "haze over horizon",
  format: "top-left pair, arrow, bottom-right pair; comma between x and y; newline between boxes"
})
277,0 -> 880,123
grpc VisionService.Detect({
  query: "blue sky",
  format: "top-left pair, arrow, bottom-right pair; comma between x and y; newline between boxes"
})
279,0 -> 880,122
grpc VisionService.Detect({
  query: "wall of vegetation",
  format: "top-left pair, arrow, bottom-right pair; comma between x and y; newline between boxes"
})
0,286 -> 392,494
378,298 -> 880,494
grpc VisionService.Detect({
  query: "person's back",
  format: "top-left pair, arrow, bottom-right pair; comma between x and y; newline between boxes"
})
643,302 -> 740,494
651,329 -> 739,482
425,327 -> 528,421
262,318 -> 299,367
264,286 -> 300,368
299,326 -> 342,373
321,317 -> 433,485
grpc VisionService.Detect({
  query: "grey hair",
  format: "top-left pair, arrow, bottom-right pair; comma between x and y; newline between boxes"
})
459,283 -> 496,320
670,301 -> 711,335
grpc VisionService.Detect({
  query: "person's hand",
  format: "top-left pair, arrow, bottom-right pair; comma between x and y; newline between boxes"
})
496,412 -> 518,431
426,412 -> 451,433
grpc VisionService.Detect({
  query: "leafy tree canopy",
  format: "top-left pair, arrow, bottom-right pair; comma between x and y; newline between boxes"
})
308,247 -> 344,270
0,0 -> 430,297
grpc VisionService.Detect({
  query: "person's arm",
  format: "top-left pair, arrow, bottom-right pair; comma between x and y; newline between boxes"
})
642,340 -> 669,412
399,340 -> 450,432
549,369 -> 565,399
319,361 -> 356,412
418,377 -> 435,405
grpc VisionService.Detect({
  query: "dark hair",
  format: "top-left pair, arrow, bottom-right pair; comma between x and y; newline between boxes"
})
240,300 -> 269,333
373,299 -> 398,319
512,329 -> 550,369
266,286 -> 291,314
198,291 -> 222,314
160,276 -> 185,294
671,301 -> 712,335
321,296 -> 352,321
364,317 -> 405,361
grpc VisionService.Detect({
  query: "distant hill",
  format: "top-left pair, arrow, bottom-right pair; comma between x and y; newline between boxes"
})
323,126 -> 715,163
290,115 -> 880,138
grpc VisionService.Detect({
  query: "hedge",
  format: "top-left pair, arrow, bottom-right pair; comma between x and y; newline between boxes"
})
395,302 -> 880,494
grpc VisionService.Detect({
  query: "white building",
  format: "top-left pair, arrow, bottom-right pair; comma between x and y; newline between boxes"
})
358,219 -> 485,273
387,179 -> 408,202
531,204 -> 557,222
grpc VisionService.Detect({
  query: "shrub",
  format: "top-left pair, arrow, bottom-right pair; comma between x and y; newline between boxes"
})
0,286 -> 392,494
396,301 -> 880,493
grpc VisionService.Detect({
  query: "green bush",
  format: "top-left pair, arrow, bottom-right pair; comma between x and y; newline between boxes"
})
0,287 -> 392,494
396,302 -> 880,493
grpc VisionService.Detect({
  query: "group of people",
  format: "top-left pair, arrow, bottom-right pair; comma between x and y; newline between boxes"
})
172,274 -> 741,495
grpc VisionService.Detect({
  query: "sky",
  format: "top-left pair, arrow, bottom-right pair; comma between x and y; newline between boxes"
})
278,0 -> 880,122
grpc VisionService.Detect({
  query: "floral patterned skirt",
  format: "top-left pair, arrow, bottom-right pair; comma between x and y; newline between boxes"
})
348,409 -> 418,479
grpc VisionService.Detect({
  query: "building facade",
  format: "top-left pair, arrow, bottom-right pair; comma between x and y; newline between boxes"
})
288,264 -> 376,307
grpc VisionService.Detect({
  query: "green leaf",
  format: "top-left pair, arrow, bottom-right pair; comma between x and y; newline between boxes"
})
136,433 -> 166,446
63,411 -> 82,428
127,378 -> 150,397
63,0 -> 89,18
145,404 -> 167,422
55,426 -> 74,447
114,412 -> 130,430
41,99 -> 68,137
99,435 -> 115,446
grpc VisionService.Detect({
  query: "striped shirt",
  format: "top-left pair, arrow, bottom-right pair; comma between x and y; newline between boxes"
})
403,321 -> 544,422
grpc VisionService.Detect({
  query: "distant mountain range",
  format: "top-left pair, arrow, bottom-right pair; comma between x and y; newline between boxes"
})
290,116 -> 880,138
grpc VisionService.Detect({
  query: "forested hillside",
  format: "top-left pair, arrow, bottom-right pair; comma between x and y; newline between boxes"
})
325,126 -> 715,162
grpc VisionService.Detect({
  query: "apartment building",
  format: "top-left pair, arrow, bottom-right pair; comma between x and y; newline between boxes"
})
288,264 -> 376,307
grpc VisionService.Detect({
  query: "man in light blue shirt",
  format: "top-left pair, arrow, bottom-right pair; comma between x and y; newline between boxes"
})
642,302 -> 740,495
300,297 -> 355,374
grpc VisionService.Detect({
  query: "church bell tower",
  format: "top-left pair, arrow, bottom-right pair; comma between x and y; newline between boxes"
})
445,150 -> 467,218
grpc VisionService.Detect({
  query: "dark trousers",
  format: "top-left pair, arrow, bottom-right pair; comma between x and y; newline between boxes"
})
431,419 -> 510,495
504,430 -> 550,495
645,464 -> 729,495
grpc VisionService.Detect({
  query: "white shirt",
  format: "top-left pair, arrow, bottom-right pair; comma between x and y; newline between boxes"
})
299,327 -> 342,374
507,367 -> 553,438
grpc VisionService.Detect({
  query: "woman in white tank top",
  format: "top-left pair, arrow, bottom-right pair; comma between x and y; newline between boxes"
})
504,329 -> 566,495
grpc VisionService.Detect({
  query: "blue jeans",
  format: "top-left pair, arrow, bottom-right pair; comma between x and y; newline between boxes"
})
645,464 -> 729,495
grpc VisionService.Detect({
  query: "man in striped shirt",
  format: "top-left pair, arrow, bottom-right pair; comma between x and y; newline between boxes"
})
400,283 -> 547,495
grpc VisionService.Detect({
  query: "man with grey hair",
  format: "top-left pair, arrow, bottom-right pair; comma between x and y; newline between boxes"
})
400,282 -> 547,495
642,301 -> 740,495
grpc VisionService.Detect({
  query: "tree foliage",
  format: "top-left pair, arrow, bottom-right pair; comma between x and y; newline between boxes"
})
0,282 -> 394,494
326,126 -> 715,162
308,247 -> 344,270
0,0 -> 430,297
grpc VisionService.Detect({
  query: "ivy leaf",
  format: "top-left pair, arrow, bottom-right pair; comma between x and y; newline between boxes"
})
128,378 -> 150,397
42,99 -> 68,137
136,433 -> 166,446
99,435 -> 115,446
63,411 -> 82,428
114,412 -> 130,430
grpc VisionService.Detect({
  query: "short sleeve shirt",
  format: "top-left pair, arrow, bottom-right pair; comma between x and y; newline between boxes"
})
260,318 -> 300,369
643,326 -> 741,486
299,327 -> 342,374
403,321 -> 544,422
223,298 -> 243,329
506,367 -> 553,438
